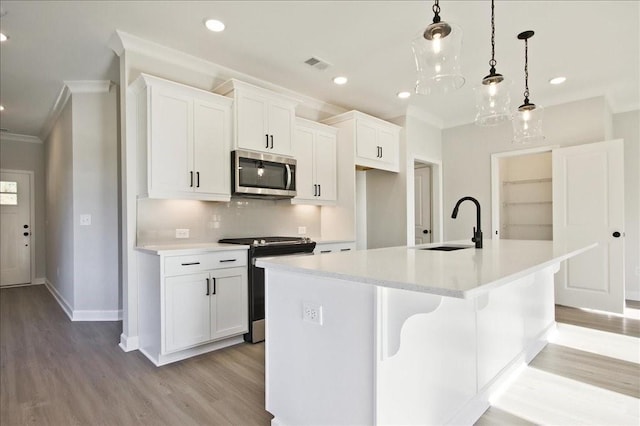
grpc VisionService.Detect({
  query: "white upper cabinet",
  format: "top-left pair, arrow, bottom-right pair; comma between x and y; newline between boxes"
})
215,79 -> 298,156
130,74 -> 233,201
323,111 -> 401,173
292,118 -> 337,205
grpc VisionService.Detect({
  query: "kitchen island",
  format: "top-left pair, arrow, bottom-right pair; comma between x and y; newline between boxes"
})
257,239 -> 595,426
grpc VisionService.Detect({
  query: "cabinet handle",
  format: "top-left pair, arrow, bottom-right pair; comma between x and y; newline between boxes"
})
320,250 -> 332,253
318,184 -> 321,197
219,259 -> 237,263
265,134 -> 269,148
196,171 -> 200,188
314,184 -> 318,196
380,146 -> 383,158
181,262 -> 200,266
190,171 -> 194,187
270,135 -> 274,149
340,248 -> 351,252
212,277 -> 217,295
206,278 -> 210,296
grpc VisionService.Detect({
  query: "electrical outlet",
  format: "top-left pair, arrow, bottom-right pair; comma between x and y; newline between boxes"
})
175,228 -> 190,239
303,302 -> 323,325
298,226 -> 307,235
80,214 -> 91,226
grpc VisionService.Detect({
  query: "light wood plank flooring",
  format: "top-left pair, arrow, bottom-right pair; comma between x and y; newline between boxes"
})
2,285 -> 638,425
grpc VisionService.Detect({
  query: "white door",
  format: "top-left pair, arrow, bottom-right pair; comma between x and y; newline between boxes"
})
268,100 -> 293,155
292,126 -> 315,200
553,139 -> 625,313
210,267 -> 248,340
355,120 -> 378,161
236,91 -> 269,152
414,166 -> 432,245
1,171 -> 32,286
193,99 -> 229,196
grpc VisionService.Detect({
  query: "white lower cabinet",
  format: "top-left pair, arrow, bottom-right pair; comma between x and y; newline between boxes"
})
313,241 -> 356,255
137,248 -> 248,366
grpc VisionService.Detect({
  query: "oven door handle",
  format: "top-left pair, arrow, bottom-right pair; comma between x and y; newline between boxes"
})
285,164 -> 292,190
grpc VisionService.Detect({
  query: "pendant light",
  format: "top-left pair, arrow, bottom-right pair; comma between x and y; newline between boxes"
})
412,0 -> 464,95
474,0 -> 510,126
512,30 -> 544,144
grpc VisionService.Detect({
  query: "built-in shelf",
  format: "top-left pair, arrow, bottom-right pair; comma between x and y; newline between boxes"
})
502,178 -> 552,185
503,201 -> 552,206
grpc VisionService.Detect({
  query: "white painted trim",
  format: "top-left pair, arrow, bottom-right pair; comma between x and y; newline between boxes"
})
406,155 -> 443,246
38,84 -> 71,141
140,335 -> 244,367
119,333 -> 139,352
44,279 -> 74,321
33,277 -> 45,285
0,132 -> 42,144
490,145 -> 557,241
1,169 -> 37,285
72,309 -> 123,321
64,80 -> 113,94
626,290 -> 640,301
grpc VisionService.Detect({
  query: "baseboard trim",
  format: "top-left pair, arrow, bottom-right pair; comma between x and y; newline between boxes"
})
626,291 -> 640,301
73,310 -> 123,321
119,333 -> 140,352
44,279 -> 123,322
33,277 -> 45,285
44,279 -> 74,321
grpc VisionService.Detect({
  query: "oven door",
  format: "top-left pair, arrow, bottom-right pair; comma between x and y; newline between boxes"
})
233,150 -> 296,198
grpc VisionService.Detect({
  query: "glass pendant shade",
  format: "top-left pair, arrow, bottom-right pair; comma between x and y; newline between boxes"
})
513,104 -> 544,144
412,22 -> 464,95
474,78 -> 511,126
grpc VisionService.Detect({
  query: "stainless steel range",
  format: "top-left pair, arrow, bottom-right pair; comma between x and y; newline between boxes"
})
218,236 -> 316,343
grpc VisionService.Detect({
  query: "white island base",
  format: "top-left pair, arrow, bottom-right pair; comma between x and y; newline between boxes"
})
264,262 -> 559,425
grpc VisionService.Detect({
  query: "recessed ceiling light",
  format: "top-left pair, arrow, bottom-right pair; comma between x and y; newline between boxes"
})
0,33 -> 8,42
549,76 -> 566,85
0,105 -> 4,111
333,76 -> 348,85
397,91 -> 411,99
204,19 -> 225,32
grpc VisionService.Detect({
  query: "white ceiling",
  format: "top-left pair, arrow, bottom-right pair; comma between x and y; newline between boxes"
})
1,1 -> 638,139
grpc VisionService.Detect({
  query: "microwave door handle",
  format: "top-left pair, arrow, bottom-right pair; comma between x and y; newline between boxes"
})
285,164 -> 292,190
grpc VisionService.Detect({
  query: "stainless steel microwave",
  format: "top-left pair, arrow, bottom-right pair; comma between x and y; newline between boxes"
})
232,150 -> 297,199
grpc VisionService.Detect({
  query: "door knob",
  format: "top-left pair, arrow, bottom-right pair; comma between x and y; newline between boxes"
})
612,231 -> 621,238
422,230 -> 430,234
23,232 -> 29,236
23,224 -> 29,229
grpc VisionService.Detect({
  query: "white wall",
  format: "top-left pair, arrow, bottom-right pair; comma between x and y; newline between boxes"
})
72,90 -> 120,313
43,86 -> 120,318
45,99 -> 75,308
613,110 -> 640,300
0,136 -> 46,281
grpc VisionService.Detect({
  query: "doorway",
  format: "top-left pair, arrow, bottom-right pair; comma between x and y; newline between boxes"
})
414,163 -> 432,244
1,170 -> 34,286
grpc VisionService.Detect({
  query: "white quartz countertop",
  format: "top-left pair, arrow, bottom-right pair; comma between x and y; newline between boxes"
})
136,242 -> 249,255
256,239 -> 596,298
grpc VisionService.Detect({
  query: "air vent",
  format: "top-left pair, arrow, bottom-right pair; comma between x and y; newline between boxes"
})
304,57 -> 331,71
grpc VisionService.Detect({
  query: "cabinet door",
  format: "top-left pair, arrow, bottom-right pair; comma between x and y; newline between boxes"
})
314,131 -> 337,201
210,267 -> 248,341
165,272 -> 211,352
377,126 -> 399,168
355,120 -> 379,161
268,100 -> 294,155
149,87 -> 193,194
236,90 -> 269,152
293,126 -> 316,200
193,99 -> 230,197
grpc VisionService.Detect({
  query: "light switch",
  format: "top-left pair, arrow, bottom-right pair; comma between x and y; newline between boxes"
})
80,214 -> 91,226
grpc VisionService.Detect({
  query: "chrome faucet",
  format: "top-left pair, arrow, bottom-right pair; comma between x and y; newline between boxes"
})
451,196 -> 483,249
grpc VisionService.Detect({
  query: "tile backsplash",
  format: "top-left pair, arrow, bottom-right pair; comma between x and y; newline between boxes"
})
137,198 -> 321,246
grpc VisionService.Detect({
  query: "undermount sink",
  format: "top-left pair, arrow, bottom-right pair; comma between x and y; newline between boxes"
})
421,245 -> 473,252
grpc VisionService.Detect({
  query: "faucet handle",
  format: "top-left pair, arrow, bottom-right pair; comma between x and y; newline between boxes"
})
472,226 -> 477,242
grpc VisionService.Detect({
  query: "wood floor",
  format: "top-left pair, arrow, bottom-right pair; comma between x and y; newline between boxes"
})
1,285 -> 638,425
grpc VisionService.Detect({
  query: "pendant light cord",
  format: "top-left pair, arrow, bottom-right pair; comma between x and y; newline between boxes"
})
432,0 -> 441,23
523,37 -> 530,102
489,0 -> 497,71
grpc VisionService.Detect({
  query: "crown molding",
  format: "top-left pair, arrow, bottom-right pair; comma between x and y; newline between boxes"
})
109,30 -> 347,119
64,80 -> 113,94
0,132 -> 43,144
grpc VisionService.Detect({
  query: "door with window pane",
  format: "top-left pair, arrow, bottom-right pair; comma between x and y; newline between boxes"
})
1,171 -> 31,286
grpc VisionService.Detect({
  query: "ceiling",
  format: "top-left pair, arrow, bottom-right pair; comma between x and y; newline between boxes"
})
1,1 -> 638,139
